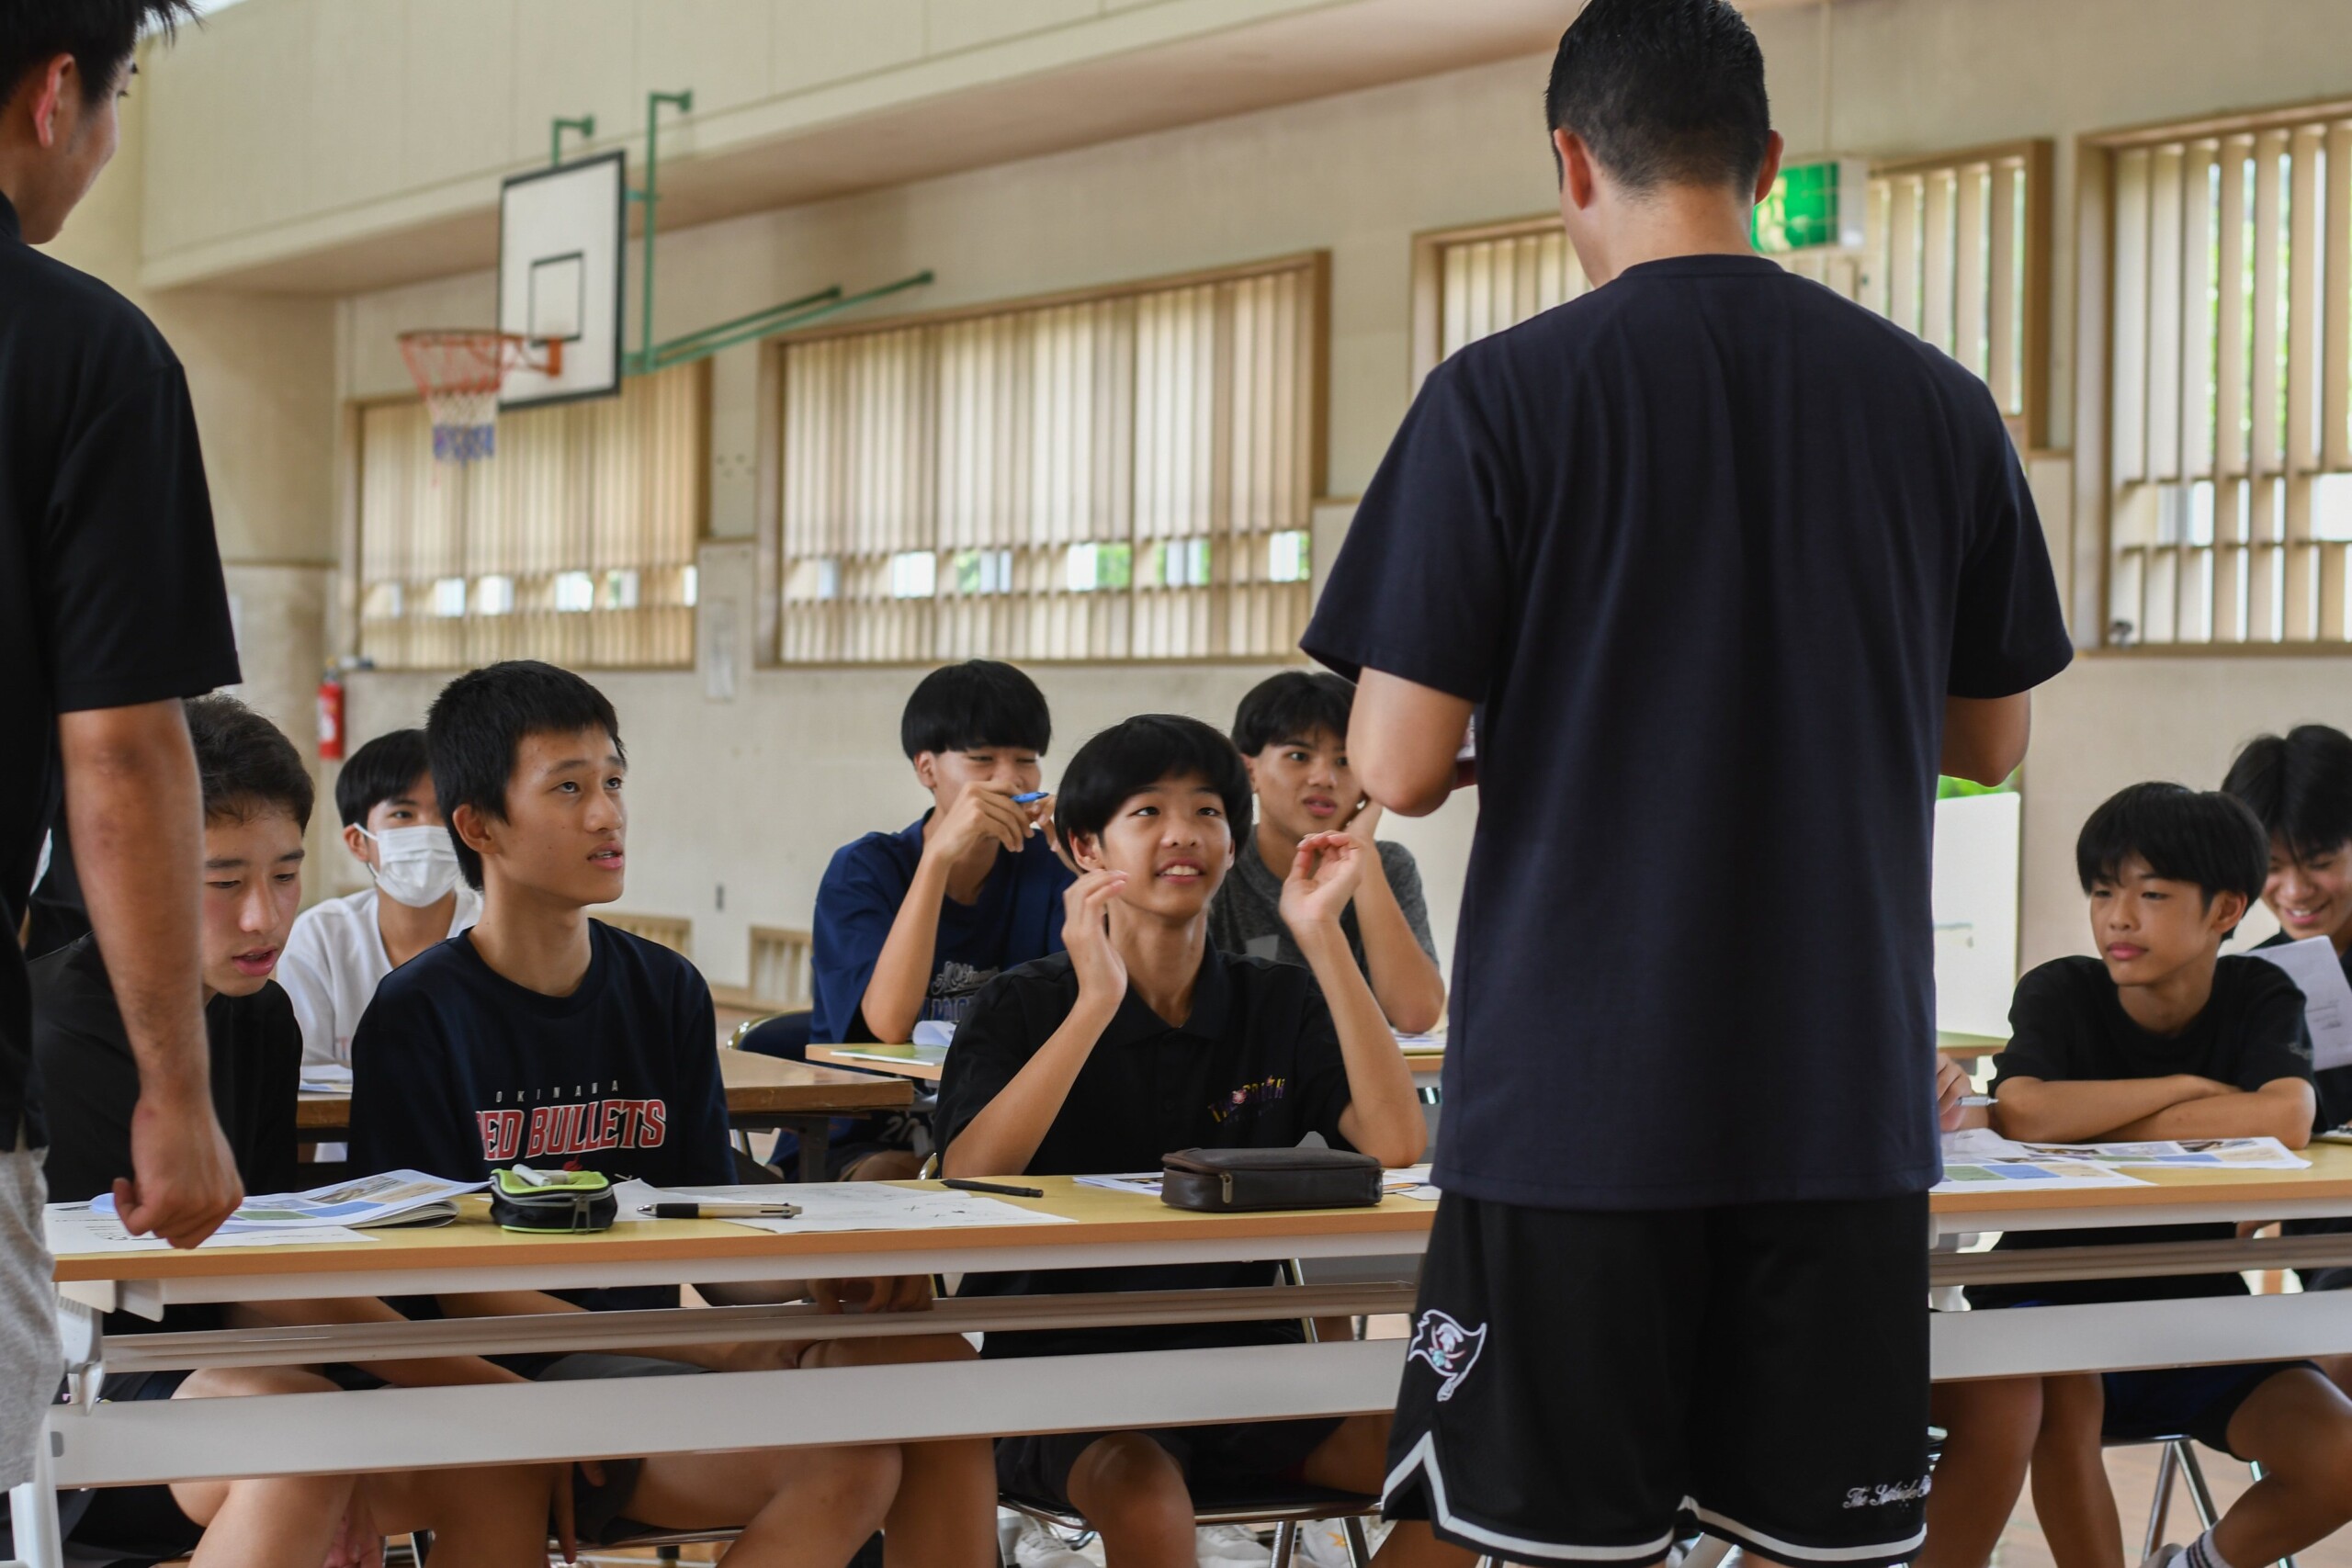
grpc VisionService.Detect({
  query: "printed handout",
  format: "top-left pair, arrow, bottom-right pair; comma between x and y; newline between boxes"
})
2249,935 -> 2352,1071
93,1169 -> 487,1231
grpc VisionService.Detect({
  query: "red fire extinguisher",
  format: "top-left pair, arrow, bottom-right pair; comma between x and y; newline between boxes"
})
318,669 -> 345,762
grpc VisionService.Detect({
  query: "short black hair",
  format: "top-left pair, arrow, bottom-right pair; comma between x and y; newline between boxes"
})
1052,715 -> 1253,859
1231,671 -> 1355,759
1544,0 -> 1770,194
1,1 -> 196,108
427,661 -> 625,893
2222,726 -> 2352,863
900,660 -> 1052,760
2075,782 -> 2267,924
184,694 -> 313,832
335,728 -> 435,831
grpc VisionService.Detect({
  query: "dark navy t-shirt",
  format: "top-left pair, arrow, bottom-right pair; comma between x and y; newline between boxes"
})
1303,253 -> 2074,1211
348,920 -> 731,1190
809,815 -> 1073,1042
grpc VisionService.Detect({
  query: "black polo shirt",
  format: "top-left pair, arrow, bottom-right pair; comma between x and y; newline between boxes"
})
934,943 -> 1354,1359
0,190 -> 240,1152
1303,252 -> 2074,1212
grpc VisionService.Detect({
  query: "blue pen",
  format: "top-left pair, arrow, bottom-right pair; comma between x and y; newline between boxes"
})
1012,791 -> 1050,805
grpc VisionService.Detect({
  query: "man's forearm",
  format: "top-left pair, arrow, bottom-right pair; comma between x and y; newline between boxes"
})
1995,1075 -> 2228,1143
61,702 -> 209,1096
1350,870 -> 1446,1032
1297,925 -> 1425,1167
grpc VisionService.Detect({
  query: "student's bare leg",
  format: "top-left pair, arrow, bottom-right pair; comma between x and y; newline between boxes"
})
338,1462 -> 554,1568
799,1334 -> 998,1567
1919,1377 -> 2043,1568
1063,1432 -> 1198,1568
627,1445 -> 901,1567
165,1368 -> 356,1568
1296,1415 -> 1476,1567
2211,1366 -> 2352,1564
2029,1373 -> 2123,1568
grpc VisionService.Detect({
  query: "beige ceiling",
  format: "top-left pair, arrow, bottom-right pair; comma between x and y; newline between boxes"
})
181,0 -> 1818,294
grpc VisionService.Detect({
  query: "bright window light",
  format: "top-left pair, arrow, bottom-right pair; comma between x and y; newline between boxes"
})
474,575 -> 514,615
431,578 -> 467,618
890,551 -> 937,599
1268,530 -> 1311,583
553,571 -> 595,613
602,570 -> 640,610
681,565 -> 699,607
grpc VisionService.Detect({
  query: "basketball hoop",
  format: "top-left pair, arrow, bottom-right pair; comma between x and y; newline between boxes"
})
397,331 -> 562,464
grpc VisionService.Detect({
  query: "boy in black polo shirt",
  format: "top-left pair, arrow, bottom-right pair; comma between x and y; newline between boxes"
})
935,715 -> 1453,1567
1923,784 -> 2352,1568
350,660 -> 998,1567
31,695 -> 549,1568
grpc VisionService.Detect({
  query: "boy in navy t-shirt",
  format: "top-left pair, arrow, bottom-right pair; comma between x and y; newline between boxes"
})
350,660 -> 997,1566
808,660 -> 1073,1178
1925,784 -> 2352,1568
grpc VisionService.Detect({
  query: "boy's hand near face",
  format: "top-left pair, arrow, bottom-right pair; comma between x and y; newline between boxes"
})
1062,869 -> 1130,1009
925,780 -> 1036,864
1281,831 -> 1366,935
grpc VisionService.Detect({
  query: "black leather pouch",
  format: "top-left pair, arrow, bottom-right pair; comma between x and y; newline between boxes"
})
1158,1146 -> 1384,1212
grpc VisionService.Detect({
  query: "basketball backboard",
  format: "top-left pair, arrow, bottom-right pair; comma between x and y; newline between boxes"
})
498,151 -> 625,409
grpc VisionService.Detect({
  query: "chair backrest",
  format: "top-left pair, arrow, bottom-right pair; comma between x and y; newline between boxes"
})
602,910 -> 693,959
749,926 -> 814,1010
729,1010 -> 814,1062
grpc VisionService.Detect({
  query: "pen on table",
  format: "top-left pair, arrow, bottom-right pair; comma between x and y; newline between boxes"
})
643,1201 -> 800,1219
938,1178 -> 1045,1199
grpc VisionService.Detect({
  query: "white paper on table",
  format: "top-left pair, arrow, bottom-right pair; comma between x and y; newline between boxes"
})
910,1020 -> 956,1047
1074,1172 -> 1166,1198
2249,935 -> 2352,1071
44,1207 -> 373,1255
611,1181 -> 1073,1233
1943,1126 -> 2308,1172
1931,1159 -> 2154,1193
299,1063 -> 355,1096
96,1169 -> 486,1231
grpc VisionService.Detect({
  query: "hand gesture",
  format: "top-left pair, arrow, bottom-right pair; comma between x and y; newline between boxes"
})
1935,1054 -> 1974,1133
928,784 -> 1035,863
118,1089 -> 243,1248
1281,832 -> 1366,935
1343,795 -> 1385,849
1062,869 -> 1129,1009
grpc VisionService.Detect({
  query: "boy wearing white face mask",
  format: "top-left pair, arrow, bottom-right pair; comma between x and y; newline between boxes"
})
279,729 -> 480,1067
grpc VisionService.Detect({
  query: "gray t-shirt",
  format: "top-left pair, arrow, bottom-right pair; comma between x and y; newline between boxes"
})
1206,838 -> 1437,978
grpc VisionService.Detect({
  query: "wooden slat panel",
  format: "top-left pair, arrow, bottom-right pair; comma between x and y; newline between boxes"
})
2179,143 -> 2218,483
1955,165 -> 1989,381
2286,128 -> 2323,638
2252,130 -> 2288,490
1889,175 -> 1923,336
2329,123 -> 2352,473
1923,172 -> 1957,354
1988,162 -> 2019,414
2217,139 -> 2253,485
2112,150 -> 2154,486
2146,146 -> 2187,483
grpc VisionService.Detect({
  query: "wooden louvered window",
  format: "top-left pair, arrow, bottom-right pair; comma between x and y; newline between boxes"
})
774,254 -> 1327,664
356,363 -> 706,669
2089,102 -> 2352,647
1410,140 -> 2052,447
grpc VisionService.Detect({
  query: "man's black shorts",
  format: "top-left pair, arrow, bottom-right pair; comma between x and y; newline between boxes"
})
1384,1190 -> 1931,1565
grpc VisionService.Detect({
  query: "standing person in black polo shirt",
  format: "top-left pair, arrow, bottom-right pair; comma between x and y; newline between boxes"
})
1305,2 -> 2074,1563
0,0 -> 245,1520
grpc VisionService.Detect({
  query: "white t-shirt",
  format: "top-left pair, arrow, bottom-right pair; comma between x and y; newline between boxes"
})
279,885 -> 481,1066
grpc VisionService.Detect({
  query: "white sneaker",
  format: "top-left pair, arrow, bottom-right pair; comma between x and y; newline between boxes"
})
1005,1514 -> 1098,1568
1196,1522 -> 1274,1563
1295,1517 -> 1387,1565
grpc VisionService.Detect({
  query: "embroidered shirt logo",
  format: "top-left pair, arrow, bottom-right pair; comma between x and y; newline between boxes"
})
1841,1476 -> 1932,1509
1406,1310 -> 1487,1403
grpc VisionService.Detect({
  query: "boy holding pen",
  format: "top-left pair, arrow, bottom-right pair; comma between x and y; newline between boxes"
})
936,714 -> 1463,1568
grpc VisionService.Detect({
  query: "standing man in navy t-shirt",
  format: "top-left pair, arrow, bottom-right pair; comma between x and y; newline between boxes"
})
1305,3 -> 2074,1563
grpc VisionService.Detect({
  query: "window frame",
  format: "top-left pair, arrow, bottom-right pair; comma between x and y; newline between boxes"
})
2075,96 -> 2352,652
754,251 -> 1332,669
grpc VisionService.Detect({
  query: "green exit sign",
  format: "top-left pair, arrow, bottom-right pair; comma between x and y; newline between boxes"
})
1751,157 -> 1870,254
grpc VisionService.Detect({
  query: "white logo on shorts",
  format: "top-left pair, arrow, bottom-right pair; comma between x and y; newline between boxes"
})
1842,1476 -> 1932,1509
1407,1309 -> 1487,1403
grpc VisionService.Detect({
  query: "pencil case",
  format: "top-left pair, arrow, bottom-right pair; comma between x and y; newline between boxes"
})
489,1167 -> 617,1233
1159,1147 -> 1384,1213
